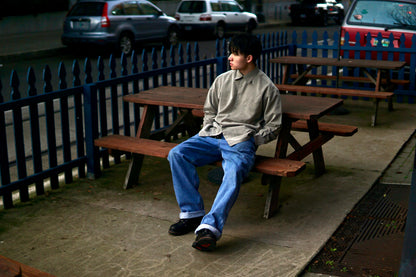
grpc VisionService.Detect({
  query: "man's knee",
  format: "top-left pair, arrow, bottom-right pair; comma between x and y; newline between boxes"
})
168,144 -> 182,161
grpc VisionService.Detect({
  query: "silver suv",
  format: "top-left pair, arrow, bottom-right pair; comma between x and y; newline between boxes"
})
62,0 -> 179,55
174,0 -> 257,39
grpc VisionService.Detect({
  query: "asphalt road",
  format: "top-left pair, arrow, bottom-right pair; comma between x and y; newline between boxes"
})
0,23 -> 340,102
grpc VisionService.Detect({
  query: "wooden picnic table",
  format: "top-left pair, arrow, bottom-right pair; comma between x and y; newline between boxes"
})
123,86 -> 344,177
96,86 -> 357,218
271,56 -> 407,126
271,56 -> 406,92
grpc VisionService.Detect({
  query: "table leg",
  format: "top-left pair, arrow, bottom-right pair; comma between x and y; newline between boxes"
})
123,105 -> 157,189
281,64 -> 289,84
263,175 -> 282,219
375,69 -> 382,92
262,119 -> 292,218
372,99 -> 380,127
181,109 -> 201,136
307,119 -> 326,176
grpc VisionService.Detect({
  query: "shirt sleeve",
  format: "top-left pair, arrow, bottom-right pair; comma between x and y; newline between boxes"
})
202,79 -> 219,128
253,85 -> 282,146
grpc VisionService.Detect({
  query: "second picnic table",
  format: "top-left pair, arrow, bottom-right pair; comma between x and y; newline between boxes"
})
271,56 -> 407,126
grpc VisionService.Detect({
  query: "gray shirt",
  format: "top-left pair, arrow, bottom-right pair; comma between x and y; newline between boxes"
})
199,67 -> 282,146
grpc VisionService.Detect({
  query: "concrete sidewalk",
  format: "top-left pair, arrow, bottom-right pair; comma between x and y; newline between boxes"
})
0,99 -> 415,276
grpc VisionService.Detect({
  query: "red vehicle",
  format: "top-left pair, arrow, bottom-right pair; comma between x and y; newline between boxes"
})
340,0 -> 416,62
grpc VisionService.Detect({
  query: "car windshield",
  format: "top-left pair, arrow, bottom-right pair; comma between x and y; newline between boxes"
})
178,1 -> 207,13
348,0 -> 416,29
68,2 -> 105,16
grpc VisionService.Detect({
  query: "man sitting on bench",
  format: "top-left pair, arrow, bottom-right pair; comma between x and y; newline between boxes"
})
167,33 -> 282,251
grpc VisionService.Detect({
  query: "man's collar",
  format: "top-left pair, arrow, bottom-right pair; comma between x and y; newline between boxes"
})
234,67 -> 259,82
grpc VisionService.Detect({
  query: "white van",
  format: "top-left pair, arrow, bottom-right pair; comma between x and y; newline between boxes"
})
174,0 -> 257,39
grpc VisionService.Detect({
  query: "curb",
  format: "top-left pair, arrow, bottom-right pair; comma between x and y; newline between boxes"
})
0,47 -> 69,63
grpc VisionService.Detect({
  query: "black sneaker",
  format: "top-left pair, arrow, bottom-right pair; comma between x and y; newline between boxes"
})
192,229 -> 217,251
168,216 -> 203,236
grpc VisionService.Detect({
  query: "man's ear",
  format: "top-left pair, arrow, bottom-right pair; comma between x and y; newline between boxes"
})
246,54 -> 254,63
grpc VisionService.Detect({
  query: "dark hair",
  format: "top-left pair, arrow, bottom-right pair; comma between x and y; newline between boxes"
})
229,33 -> 262,63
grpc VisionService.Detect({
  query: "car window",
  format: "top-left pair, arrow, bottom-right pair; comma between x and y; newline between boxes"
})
348,0 -> 416,29
111,4 -> 124,15
68,2 -> 105,16
139,2 -> 160,15
124,2 -> 141,15
211,2 -> 221,11
178,1 -> 207,13
221,1 -> 241,12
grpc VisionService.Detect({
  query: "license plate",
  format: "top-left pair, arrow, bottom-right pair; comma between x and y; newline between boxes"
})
300,14 -> 306,19
185,26 -> 192,31
73,21 -> 90,31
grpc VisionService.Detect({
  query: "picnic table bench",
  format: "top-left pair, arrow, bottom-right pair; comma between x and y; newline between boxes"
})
275,84 -> 393,127
94,86 -> 357,218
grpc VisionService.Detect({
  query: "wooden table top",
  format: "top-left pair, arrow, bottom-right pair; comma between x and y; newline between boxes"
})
123,86 -> 343,121
270,56 -> 406,70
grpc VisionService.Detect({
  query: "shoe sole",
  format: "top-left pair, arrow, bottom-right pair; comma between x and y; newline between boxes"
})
192,238 -> 216,251
168,230 -> 192,236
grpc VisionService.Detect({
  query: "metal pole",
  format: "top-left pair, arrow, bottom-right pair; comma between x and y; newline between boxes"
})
399,130 -> 416,276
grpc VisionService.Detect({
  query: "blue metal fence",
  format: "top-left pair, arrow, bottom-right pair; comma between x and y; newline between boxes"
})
0,32 -> 291,209
2,30 -> 416,209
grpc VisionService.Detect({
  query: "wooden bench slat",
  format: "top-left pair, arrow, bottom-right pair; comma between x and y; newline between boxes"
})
253,155 -> 305,177
94,135 -> 177,158
292,120 -> 358,137
289,74 -> 410,86
95,135 -> 306,177
0,254 -> 55,277
276,84 -> 394,99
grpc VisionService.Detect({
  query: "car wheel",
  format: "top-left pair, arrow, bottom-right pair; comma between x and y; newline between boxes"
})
164,26 -> 179,47
245,19 -> 256,33
119,33 -> 134,56
215,23 -> 226,39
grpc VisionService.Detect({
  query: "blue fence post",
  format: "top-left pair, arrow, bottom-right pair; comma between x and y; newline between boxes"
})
84,84 -> 101,179
399,133 -> 416,276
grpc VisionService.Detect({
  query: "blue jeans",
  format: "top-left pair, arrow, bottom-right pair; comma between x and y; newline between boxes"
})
167,134 -> 256,240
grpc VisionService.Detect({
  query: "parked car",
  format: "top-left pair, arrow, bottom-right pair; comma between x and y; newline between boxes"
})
340,0 -> 416,62
61,0 -> 179,55
174,0 -> 257,39
289,0 -> 344,26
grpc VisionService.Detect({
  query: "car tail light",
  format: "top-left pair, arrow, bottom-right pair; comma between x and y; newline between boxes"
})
199,14 -> 212,21
101,3 -> 110,27
174,13 -> 180,20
